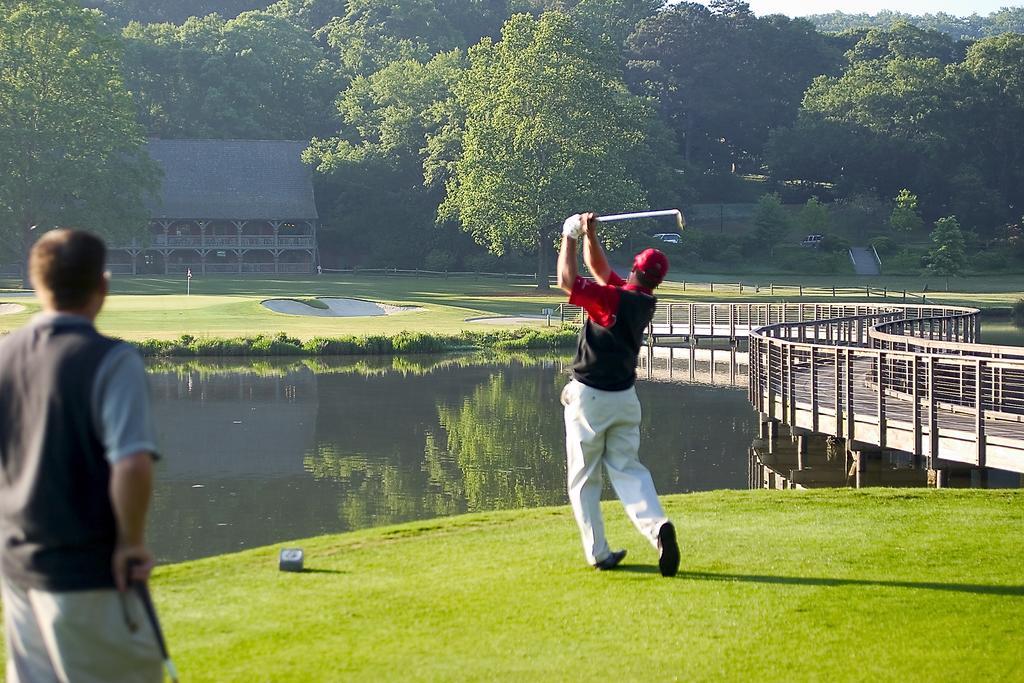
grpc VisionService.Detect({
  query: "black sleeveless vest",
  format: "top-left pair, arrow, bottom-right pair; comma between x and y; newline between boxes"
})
0,317 -> 121,590
570,289 -> 656,391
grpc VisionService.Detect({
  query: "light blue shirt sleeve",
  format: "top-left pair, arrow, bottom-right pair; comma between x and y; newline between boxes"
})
91,343 -> 159,465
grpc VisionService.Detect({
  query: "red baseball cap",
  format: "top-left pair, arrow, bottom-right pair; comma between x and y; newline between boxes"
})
633,248 -> 669,285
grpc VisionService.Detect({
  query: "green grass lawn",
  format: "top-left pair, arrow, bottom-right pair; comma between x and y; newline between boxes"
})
0,275 -> 570,340
0,273 -> 1021,340
3,489 -> 1017,682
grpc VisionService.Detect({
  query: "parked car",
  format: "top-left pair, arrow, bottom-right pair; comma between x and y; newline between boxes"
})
800,234 -> 823,247
652,233 -> 681,244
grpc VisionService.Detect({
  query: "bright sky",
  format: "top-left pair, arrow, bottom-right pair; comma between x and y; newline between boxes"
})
709,1 -> 1023,16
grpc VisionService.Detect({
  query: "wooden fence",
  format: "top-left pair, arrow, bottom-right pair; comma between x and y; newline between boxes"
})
674,281 -> 927,301
746,303 -> 1024,474
560,300 -> 1023,473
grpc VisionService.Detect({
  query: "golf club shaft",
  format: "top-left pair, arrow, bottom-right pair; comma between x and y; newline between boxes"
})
134,580 -> 179,683
596,210 -> 680,224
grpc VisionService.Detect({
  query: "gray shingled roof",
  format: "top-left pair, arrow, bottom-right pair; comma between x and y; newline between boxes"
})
146,139 -> 318,220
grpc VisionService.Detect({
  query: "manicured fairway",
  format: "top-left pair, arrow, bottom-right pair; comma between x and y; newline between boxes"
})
4,489 -> 1016,682
1,273 -> 1021,341
0,275 -> 568,339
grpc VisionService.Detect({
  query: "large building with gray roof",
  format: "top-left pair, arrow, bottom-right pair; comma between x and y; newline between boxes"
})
109,139 -> 319,275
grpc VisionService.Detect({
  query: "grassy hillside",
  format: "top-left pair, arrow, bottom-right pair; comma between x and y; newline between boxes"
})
4,489 -> 1017,682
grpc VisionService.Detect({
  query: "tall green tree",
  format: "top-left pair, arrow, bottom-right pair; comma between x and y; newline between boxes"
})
805,9 -> 1022,41
324,0 -> 465,81
927,215 -> 966,288
753,193 -> 789,256
844,20 -> 963,64
768,41 -> 962,204
769,26 -> 1020,235
84,1 -> 265,24
322,0 -> 517,83
961,34 -> 1024,214
121,11 -> 340,139
796,197 -> 829,235
270,0 -> 509,48
567,0 -> 661,47
627,3 -> 841,177
707,0 -> 752,20
0,0 -> 157,277
305,51 -> 468,267
986,7 -> 1024,36
889,189 -> 923,233
440,12 -> 668,287
436,370 -> 565,511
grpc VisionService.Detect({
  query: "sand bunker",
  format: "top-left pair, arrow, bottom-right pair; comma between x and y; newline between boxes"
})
262,297 -> 423,317
465,315 -> 548,325
0,303 -> 26,315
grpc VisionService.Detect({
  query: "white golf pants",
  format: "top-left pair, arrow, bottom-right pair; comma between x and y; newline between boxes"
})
2,577 -> 162,683
562,379 -> 669,565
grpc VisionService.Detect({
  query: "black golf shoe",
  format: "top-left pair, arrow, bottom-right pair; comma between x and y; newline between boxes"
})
593,549 -> 627,571
657,522 -> 680,577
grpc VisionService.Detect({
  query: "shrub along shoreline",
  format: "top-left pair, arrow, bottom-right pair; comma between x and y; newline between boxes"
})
132,326 -> 579,357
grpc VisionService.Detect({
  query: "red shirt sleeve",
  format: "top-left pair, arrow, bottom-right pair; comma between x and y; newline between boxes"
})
569,275 -> 621,328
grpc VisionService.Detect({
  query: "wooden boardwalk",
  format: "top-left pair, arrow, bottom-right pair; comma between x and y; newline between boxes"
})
616,302 -> 1024,474
757,355 -> 1024,473
637,345 -> 747,388
740,303 -> 1024,474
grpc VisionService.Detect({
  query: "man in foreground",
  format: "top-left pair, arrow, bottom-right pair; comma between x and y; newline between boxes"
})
0,229 -> 163,682
557,212 -> 680,577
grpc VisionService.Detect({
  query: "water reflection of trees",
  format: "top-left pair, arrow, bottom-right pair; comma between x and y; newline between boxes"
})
436,369 -> 568,511
303,440 -> 465,531
300,360 -> 571,527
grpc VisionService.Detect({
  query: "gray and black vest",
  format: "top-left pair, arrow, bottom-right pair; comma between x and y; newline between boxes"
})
570,289 -> 656,391
0,318 -> 121,590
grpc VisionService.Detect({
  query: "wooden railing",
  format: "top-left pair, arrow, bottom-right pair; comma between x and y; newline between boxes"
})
672,281 -> 926,301
165,263 -> 312,275
320,267 -> 544,281
150,235 -> 315,249
638,345 -> 748,388
560,301 -> 1023,473
647,302 -> 905,341
557,303 -> 585,324
744,302 -> 1024,474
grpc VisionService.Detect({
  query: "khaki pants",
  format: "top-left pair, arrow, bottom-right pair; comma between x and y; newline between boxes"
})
2,577 -> 162,683
562,379 -> 669,565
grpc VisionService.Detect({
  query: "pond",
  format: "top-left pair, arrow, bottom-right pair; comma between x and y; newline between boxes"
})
980,320 -> 1024,346
147,317 -> 1022,564
147,350 -> 756,563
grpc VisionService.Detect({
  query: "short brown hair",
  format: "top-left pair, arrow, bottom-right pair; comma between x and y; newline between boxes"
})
29,229 -> 107,310
632,268 -> 660,290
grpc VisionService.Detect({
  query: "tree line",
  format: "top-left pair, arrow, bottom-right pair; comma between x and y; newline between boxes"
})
83,0 -> 1024,41
3,0 -> 1023,281
806,8 -> 1024,41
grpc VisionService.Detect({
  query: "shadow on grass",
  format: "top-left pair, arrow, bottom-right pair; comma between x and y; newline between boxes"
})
298,568 -> 346,575
678,571 -> 1024,596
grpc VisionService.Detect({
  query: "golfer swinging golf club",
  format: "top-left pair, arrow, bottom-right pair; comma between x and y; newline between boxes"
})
557,211 -> 680,577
